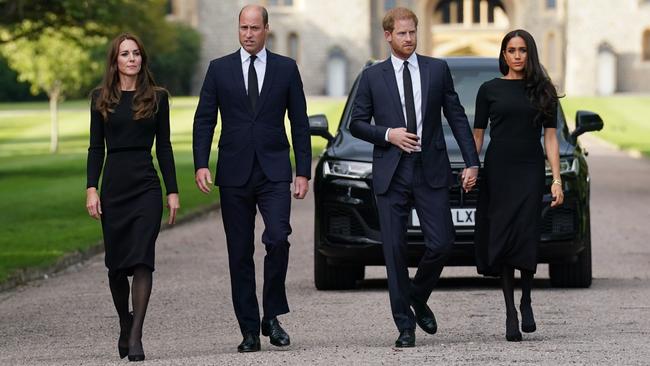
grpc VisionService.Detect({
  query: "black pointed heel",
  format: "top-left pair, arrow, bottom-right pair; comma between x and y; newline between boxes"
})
118,312 -> 134,359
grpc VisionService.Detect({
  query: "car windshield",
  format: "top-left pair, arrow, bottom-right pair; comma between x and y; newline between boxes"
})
449,68 -> 501,123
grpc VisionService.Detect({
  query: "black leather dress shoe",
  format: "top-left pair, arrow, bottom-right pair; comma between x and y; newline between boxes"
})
395,329 -> 415,347
412,297 -> 437,335
261,317 -> 290,347
237,333 -> 261,353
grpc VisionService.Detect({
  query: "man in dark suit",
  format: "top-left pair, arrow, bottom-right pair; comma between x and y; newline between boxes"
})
192,5 -> 311,353
350,7 -> 479,347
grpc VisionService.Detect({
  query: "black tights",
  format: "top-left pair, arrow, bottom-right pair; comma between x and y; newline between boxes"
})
108,265 -> 152,353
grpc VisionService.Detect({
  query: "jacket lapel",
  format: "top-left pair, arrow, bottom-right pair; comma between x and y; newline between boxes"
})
381,58 -> 406,127
254,51 -> 276,118
228,51 -> 253,115
417,54 -> 430,122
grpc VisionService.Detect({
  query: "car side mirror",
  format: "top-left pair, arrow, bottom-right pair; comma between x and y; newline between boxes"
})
309,114 -> 334,142
570,110 -> 603,144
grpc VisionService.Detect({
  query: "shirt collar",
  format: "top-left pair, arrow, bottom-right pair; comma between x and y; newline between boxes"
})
390,52 -> 418,71
240,47 -> 267,64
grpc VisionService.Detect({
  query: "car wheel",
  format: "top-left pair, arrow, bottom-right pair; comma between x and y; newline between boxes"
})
314,245 -> 362,290
549,215 -> 592,288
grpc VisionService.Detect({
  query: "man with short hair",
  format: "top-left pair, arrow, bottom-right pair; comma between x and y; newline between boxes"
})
193,4 -> 311,352
350,7 -> 479,347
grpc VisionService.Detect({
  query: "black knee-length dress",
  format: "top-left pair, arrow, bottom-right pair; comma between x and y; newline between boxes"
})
473,78 -> 556,276
86,90 -> 178,276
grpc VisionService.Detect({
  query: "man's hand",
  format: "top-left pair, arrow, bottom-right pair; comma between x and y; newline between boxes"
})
166,193 -> 180,225
388,127 -> 420,153
293,176 -> 309,199
461,167 -> 478,192
195,168 -> 213,194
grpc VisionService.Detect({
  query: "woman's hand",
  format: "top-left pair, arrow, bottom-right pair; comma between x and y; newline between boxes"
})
86,188 -> 102,220
167,193 -> 180,225
550,182 -> 564,207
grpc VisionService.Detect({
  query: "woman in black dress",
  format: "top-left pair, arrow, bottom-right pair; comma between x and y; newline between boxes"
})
472,29 -> 563,342
85,33 -> 179,361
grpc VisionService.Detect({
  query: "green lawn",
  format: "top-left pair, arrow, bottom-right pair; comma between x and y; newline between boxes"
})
0,96 -> 344,283
561,96 -> 650,156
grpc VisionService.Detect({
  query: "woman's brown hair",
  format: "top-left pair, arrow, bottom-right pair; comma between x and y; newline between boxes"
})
94,33 -> 166,121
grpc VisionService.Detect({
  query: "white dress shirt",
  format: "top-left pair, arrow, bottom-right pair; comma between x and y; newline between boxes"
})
385,52 -> 422,152
240,47 -> 267,94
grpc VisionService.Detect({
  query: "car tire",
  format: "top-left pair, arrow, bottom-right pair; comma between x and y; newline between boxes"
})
549,215 -> 592,288
314,246 -> 362,290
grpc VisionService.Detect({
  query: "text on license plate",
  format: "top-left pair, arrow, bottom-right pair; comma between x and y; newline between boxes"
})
411,208 -> 476,227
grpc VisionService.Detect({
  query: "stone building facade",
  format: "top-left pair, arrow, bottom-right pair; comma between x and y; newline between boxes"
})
169,0 -> 650,96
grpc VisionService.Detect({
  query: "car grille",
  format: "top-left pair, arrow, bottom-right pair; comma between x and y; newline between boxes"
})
326,206 -> 366,237
541,205 -> 576,235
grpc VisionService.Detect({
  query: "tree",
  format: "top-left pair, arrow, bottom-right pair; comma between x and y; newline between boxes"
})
1,26 -> 103,153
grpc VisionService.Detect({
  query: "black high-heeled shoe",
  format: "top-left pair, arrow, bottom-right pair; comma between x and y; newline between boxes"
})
118,312 -> 134,359
127,340 -> 145,362
506,313 -> 522,342
520,303 -> 537,333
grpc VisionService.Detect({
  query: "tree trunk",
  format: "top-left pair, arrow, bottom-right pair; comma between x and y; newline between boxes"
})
49,84 -> 60,154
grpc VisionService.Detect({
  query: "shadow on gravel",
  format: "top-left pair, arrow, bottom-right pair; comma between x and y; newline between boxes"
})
355,277 -> 553,291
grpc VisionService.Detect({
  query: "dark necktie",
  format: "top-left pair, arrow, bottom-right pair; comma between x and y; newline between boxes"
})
402,61 -> 417,134
248,55 -> 259,110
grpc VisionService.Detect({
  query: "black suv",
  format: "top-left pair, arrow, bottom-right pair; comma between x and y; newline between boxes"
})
309,57 -> 603,290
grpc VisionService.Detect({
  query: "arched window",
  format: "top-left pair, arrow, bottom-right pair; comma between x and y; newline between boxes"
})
643,29 -> 650,61
434,0 -> 505,25
288,33 -> 299,62
266,33 -> 276,52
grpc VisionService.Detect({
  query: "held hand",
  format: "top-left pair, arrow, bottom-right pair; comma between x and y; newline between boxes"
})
195,168 -> 213,194
388,127 -> 420,153
461,167 -> 478,193
293,176 -> 309,199
86,188 -> 102,220
550,182 -> 564,208
167,193 -> 180,225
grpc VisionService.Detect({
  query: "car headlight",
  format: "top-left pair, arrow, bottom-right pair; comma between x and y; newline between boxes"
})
545,158 -> 578,176
323,160 -> 372,179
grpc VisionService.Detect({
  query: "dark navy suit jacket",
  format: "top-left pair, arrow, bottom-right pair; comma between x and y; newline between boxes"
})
350,55 -> 480,195
193,50 -> 311,187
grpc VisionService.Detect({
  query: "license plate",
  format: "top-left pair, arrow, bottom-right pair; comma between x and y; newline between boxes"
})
411,208 -> 476,227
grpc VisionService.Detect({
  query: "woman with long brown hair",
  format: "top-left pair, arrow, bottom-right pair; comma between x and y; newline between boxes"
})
472,29 -> 563,342
85,33 -> 179,361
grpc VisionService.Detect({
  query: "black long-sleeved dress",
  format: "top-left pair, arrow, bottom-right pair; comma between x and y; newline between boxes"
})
473,78 -> 556,276
87,90 -> 178,276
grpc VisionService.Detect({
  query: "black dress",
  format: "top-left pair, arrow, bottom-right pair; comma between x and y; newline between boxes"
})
473,78 -> 556,276
87,90 -> 178,277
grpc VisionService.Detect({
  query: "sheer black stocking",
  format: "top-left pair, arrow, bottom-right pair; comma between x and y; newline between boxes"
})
501,266 -> 521,341
108,272 -> 131,352
519,269 -> 536,332
128,265 -> 152,356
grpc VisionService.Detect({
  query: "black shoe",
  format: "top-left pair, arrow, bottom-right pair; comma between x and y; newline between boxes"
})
127,340 -> 145,362
411,297 -> 437,335
118,312 -> 133,359
237,333 -> 261,353
261,317 -> 291,347
505,314 -> 522,342
520,303 -> 537,333
395,329 -> 415,348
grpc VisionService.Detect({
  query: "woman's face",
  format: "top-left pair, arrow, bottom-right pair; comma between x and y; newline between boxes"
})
503,36 -> 527,73
117,39 -> 142,78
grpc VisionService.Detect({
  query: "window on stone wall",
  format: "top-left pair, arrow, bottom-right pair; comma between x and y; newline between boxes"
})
384,0 -> 397,11
643,29 -> 650,61
288,33 -> 299,62
267,0 -> 294,6
435,0 -> 505,25
546,0 -> 557,9
267,33 -> 275,52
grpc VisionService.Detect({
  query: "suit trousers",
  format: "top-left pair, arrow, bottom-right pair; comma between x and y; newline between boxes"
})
219,155 -> 292,335
375,153 -> 454,331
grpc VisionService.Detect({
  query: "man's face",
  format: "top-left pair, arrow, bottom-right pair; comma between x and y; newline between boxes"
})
239,7 -> 268,55
385,18 -> 417,59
